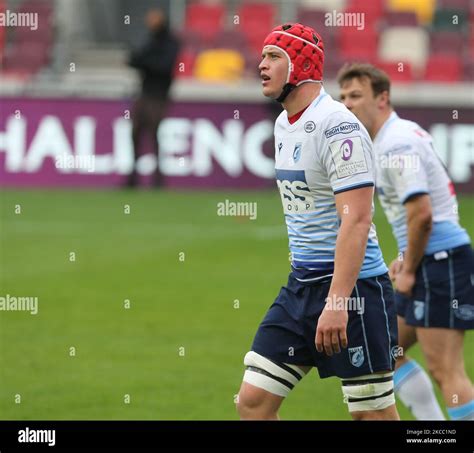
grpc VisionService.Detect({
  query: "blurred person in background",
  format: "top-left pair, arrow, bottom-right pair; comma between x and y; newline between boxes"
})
339,63 -> 474,421
127,8 -> 180,188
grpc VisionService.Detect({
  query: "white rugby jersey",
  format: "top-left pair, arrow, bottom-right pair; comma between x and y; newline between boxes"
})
374,111 -> 470,255
274,87 -> 388,282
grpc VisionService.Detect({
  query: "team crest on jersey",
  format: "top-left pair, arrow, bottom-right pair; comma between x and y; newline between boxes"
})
349,346 -> 364,367
304,121 -> 316,133
293,142 -> 302,163
454,304 -> 474,321
414,300 -> 425,321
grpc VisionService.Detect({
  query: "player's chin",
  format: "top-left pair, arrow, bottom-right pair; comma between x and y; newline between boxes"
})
261,85 -> 278,99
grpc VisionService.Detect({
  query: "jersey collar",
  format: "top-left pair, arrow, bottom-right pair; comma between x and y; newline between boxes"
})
374,110 -> 399,145
284,85 -> 328,131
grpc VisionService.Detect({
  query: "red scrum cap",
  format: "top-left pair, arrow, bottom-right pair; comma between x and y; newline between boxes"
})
262,23 -> 324,102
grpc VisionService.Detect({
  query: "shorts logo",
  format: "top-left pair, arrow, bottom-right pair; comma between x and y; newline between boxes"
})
349,346 -> 364,367
414,300 -> 425,321
391,345 -> 403,360
341,139 -> 353,161
324,122 -> 360,138
454,304 -> 474,321
304,121 -> 316,133
293,142 -> 302,163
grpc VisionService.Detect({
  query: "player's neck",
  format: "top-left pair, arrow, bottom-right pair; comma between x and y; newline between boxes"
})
371,108 -> 393,140
282,83 -> 322,117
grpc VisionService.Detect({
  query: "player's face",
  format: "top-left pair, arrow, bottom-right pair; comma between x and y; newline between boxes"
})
259,47 -> 288,99
339,77 -> 379,131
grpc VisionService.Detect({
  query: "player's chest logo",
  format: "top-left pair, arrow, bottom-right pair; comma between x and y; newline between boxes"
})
278,142 -> 283,153
293,142 -> 302,163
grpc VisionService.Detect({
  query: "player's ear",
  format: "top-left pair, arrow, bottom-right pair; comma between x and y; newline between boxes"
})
378,90 -> 390,108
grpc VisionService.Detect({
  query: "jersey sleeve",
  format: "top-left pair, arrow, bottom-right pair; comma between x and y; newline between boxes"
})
319,112 -> 375,195
382,140 -> 429,204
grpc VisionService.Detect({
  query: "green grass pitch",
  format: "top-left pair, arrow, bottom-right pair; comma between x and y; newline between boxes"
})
0,189 -> 472,420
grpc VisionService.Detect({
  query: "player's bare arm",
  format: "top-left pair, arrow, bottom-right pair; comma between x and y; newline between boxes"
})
316,187 -> 373,356
395,194 -> 433,296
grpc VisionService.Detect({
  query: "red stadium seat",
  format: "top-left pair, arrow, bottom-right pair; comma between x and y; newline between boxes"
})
345,0 -> 385,27
436,0 -> 472,10
338,27 -> 379,61
384,11 -> 418,27
347,0 -> 385,15
185,3 -> 225,45
377,60 -> 414,82
0,0 -> 5,62
462,60 -> 474,81
297,8 -> 330,34
174,49 -> 196,78
237,2 -> 276,53
3,43 -> 50,75
430,31 -> 465,55
423,54 -> 462,82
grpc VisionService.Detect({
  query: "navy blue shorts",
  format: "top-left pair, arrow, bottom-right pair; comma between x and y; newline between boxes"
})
251,272 -> 398,379
396,244 -> 474,330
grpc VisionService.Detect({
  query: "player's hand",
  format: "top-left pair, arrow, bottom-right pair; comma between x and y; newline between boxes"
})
389,258 -> 403,283
395,269 -> 416,296
315,303 -> 348,356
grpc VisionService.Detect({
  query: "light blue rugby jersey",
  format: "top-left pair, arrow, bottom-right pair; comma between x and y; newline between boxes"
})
274,87 -> 388,282
374,111 -> 471,255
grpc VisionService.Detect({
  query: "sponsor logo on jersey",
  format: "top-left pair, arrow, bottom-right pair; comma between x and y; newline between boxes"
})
341,139 -> 353,161
414,300 -> 425,321
278,142 -> 283,153
304,121 -> 316,133
293,142 -> 302,163
349,346 -> 365,367
275,169 -> 314,214
324,122 -> 360,138
328,136 -> 368,179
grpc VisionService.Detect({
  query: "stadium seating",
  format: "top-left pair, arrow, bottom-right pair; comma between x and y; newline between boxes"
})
384,11 -> 418,27
338,27 -> 379,60
430,31 -> 465,56
0,0 -> 5,63
193,49 -> 245,82
432,8 -> 469,32
173,0 -> 473,85
376,60 -> 414,82
298,0 -> 347,12
423,54 -> 462,82
379,26 -> 429,74
0,0 -> 54,77
236,2 -> 276,54
184,2 -> 225,45
388,0 -> 436,24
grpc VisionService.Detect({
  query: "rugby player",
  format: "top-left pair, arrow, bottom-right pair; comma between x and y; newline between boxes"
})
338,63 -> 474,421
236,24 -> 399,421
